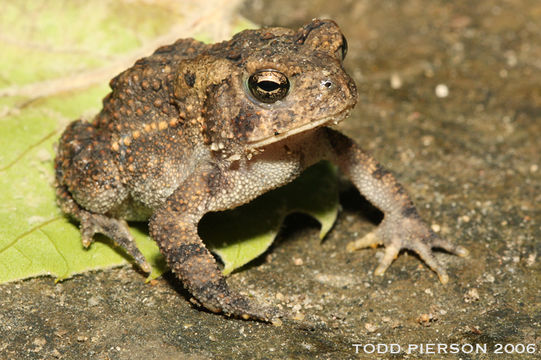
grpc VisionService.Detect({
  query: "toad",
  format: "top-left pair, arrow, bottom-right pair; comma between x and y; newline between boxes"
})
55,19 -> 467,321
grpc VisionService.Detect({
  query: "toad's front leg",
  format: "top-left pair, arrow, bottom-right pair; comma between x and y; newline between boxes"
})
324,128 -> 468,283
149,168 -> 275,321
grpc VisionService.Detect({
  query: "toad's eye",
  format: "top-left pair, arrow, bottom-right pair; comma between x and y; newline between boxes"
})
338,34 -> 348,60
248,69 -> 290,103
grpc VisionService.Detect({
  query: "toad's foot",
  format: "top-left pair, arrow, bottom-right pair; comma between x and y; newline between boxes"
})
80,211 -> 151,273
194,287 -> 279,322
347,214 -> 468,284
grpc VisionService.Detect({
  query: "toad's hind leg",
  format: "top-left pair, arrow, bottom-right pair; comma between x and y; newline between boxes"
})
79,209 -> 151,273
55,120 -> 150,272
57,187 -> 151,273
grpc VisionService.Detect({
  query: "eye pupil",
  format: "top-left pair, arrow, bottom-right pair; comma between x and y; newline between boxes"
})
258,80 -> 280,92
340,34 -> 348,60
248,69 -> 290,103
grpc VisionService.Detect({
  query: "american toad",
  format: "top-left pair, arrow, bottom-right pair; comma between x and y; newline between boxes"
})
55,19 -> 467,321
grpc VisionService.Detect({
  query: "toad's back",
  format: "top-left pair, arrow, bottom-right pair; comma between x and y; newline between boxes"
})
96,38 -> 210,150
55,38 -> 211,219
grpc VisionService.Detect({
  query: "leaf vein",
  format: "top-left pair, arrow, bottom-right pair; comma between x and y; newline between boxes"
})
0,129 -> 57,172
39,228 -> 69,280
0,217 -> 62,254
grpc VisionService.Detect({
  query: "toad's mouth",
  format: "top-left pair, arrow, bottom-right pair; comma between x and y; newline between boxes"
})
246,109 -> 351,149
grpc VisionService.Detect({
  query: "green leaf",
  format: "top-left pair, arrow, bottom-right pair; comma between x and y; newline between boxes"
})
0,0 -> 340,284
0,0 -> 183,283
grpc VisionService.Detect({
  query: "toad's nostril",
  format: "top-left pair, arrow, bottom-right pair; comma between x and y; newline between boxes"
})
348,79 -> 357,94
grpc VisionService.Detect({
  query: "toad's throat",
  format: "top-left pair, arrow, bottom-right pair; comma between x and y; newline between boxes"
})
247,110 -> 351,149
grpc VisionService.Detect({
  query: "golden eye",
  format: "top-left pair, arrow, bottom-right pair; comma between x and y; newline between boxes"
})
248,69 -> 290,103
